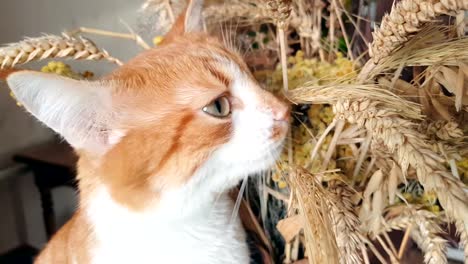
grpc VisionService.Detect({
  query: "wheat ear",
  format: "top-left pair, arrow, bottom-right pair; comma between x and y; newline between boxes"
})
333,99 -> 468,223
266,0 -> 292,92
359,0 -> 468,80
336,98 -> 466,264
385,207 -> 448,264
0,33 -> 122,68
369,0 -> 468,64
289,168 -> 340,264
328,181 -> 365,264
203,1 -> 307,38
204,2 -> 271,25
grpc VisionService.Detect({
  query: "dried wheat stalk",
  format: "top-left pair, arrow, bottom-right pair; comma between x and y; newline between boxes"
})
369,0 -> 468,64
419,120 -> 464,141
204,2 -> 271,25
203,0 -> 311,39
289,168 -> 340,264
359,0 -> 468,81
362,26 -> 468,81
266,0 -> 293,91
288,84 -> 468,247
0,34 -> 122,68
385,207 -> 448,264
288,83 -> 422,119
340,98 -> 467,263
359,169 -> 389,237
142,0 -> 176,22
328,181 -> 365,264
333,99 -> 468,221
67,27 -> 151,50
266,0 -> 293,29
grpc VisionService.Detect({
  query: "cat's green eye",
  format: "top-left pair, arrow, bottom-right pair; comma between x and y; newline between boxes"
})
202,96 -> 231,118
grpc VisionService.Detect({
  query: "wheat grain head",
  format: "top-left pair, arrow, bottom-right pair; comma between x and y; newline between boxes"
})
0,33 -> 122,69
359,0 -> 468,81
385,207 -> 448,264
328,181 -> 365,264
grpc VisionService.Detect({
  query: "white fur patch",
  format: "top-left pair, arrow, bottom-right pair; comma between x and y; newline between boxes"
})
86,58 -> 285,264
199,61 -> 286,190
87,186 -> 249,264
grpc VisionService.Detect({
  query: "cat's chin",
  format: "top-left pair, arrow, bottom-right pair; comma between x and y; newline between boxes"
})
250,141 -> 285,172
232,139 -> 286,182
191,138 -> 285,192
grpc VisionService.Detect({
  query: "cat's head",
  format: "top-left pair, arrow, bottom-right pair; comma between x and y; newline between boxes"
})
5,0 -> 289,209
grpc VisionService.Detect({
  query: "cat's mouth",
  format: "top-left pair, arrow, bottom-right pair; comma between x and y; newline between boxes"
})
270,120 -> 289,141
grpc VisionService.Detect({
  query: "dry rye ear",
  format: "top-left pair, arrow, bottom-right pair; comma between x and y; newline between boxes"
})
0,33 -> 122,69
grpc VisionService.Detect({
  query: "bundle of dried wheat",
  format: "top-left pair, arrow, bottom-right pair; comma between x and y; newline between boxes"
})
282,1 -> 468,263
224,0 -> 468,263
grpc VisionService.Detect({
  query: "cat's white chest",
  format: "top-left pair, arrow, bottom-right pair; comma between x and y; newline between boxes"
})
87,187 -> 250,264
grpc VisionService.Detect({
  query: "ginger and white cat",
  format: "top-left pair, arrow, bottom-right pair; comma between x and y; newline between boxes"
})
5,0 -> 289,263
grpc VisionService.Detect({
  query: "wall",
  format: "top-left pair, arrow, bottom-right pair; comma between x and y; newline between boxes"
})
0,0 -> 144,252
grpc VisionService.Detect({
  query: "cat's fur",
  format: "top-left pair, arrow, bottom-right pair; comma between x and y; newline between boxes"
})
5,1 -> 289,263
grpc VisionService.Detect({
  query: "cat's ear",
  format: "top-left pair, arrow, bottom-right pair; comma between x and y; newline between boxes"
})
162,0 -> 204,43
6,70 -> 116,153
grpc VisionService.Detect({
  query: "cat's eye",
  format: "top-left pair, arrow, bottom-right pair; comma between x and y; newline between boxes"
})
202,96 -> 231,118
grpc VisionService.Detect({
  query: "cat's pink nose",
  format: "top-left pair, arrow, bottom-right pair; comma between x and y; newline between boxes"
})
257,89 -> 291,122
272,101 -> 290,122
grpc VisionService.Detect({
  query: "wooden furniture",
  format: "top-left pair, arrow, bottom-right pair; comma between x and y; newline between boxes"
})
13,140 -> 77,240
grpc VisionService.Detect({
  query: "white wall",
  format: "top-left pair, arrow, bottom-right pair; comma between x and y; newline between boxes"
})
0,0 -> 145,252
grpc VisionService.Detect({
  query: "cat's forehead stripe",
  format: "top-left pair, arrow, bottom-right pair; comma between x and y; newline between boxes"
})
201,59 -> 232,88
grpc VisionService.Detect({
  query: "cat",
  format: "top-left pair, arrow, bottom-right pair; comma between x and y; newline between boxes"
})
5,0 -> 289,263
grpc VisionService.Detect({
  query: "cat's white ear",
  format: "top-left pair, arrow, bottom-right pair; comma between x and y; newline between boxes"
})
7,71 -> 115,153
184,0 -> 204,33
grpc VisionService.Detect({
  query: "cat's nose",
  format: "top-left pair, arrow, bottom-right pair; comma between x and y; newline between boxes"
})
256,88 -> 291,122
272,99 -> 290,122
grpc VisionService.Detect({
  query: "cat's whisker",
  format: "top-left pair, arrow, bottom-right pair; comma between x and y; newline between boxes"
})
230,174 -> 249,224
